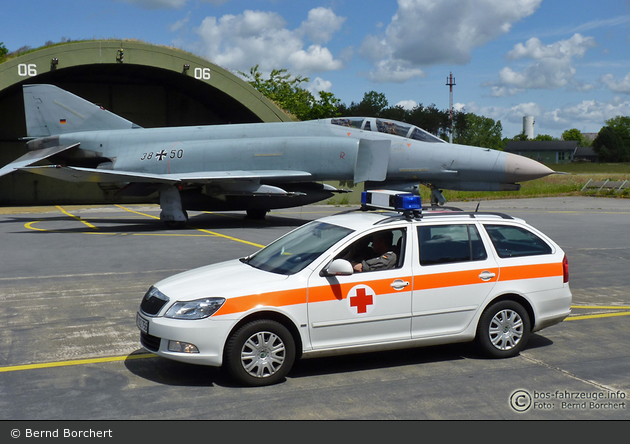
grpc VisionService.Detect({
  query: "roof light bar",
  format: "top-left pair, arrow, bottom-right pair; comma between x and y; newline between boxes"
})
361,190 -> 422,214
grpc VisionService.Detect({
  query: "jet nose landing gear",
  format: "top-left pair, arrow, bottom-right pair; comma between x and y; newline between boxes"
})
159,185 -> 188,229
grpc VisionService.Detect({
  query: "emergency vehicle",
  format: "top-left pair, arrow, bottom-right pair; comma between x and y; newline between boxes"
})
136,191 -> 572,386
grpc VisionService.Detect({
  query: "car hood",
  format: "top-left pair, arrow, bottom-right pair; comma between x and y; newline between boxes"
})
154,259 -> 290,302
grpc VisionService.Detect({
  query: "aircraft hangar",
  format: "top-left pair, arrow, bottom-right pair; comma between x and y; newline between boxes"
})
0,40 -> 292,206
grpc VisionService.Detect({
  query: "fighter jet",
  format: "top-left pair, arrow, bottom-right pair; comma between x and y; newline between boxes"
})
0,84 -> 553,227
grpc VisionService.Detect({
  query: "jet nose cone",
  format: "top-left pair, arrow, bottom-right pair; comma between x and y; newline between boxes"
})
504,153 -> 555,182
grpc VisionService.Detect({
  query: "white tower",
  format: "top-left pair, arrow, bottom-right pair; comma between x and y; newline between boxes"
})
523,116 -> 535,139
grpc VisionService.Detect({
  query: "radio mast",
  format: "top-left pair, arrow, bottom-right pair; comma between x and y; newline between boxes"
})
446,72 -> 456,143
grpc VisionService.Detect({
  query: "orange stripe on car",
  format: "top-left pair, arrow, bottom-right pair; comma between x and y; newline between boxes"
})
215,276 -> 412,316
498,263 -> 562,281
414,268 -> 499,291
216,288 -> 307,316
214,262 -> 562,317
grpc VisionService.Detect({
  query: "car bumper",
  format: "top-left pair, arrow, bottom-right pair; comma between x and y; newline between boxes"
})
137,312 -> 234,367
532,285 -> 572,332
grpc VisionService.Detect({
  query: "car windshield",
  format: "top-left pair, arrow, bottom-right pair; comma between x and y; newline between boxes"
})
244,221 -> 354,275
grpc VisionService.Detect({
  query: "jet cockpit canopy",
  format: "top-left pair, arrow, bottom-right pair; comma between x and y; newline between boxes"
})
328,117 -> 446,144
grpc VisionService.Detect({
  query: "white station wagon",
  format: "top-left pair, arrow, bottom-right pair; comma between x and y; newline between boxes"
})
137,191 -> 571,386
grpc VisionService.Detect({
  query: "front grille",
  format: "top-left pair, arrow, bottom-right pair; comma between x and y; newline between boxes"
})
140,332 -> 161,352
140,286 -> 169,315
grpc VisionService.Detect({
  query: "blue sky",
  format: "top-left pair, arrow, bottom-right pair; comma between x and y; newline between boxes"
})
3,0 -> 630,138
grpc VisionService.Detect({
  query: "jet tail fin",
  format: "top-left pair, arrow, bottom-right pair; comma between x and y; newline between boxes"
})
23,84 -> 142,138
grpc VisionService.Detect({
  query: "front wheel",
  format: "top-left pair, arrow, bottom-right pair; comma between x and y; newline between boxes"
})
224,319 -> 296,386
476,300 -> 531,358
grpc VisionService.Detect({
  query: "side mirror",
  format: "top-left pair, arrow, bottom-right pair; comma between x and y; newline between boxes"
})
322,259 -> 354,276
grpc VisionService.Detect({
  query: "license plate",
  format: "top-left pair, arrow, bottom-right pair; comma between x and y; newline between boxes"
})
136,313 -> 149,334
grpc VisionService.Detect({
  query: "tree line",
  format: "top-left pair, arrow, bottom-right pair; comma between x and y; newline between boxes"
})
242,66 -> 630,161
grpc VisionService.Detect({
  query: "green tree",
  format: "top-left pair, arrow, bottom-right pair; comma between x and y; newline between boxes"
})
356,91 -> 389,117
512,132 -> 529,141
457,113 -> 504,149
240,65 -> 340,121
592,126 -> 626,162
562,128 -> 586,146
533,134 -> 557,141
0,42 -> 8,60
604,116 -> 630,158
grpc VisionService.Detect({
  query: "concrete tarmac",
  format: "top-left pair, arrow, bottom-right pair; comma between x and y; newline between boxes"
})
0,197 -> 629,422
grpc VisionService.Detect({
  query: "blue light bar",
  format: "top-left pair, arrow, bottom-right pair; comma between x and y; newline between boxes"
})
361,190 -> 422,212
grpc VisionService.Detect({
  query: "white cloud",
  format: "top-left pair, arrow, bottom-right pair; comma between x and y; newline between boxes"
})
466,96 -> 630,136
361,0 -> 541,83
193,9 -> 346,75
602,73 -> 630,93
289,45 -> 343,72
169,13 -> 190,32
545,98 -> 630,128
367,59 -> 426,83
308,77 -> 333,99
395,100 -> 418,110
490,33 -> 597,92
297,7 -> 346,44
507,34 -> 595,60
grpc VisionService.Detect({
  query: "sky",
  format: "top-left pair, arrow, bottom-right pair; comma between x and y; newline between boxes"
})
3,0 -> 630,138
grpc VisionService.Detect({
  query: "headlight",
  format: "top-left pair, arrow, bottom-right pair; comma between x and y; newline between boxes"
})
164,298 -> 226,320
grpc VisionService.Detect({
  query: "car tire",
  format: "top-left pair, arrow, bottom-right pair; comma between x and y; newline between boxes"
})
246,209 -> 268,220
476,300 -> 531,358
224,319 -> 296,386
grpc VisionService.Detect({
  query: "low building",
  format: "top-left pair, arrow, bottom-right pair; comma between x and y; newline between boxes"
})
504,140 -> 579,164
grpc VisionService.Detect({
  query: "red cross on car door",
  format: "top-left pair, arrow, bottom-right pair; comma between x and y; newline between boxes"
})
306,226 -> 413,350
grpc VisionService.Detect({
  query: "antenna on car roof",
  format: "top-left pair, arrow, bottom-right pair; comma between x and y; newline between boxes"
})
475,202 -> 481,213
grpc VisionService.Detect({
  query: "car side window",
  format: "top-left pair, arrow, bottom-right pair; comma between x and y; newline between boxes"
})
417,224 -> 487,266
336,228 -> 406,272
483,224 -> 552,258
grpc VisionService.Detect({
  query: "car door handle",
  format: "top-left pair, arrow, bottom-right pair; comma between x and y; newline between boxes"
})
479,271 -> 496,281
391,279 -> 410,290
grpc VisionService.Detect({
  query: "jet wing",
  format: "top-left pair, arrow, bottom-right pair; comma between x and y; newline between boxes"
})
0,143 -> 80,179
169,170 -> 313,182
18,165 -> 312,184
18,165 -> 180,184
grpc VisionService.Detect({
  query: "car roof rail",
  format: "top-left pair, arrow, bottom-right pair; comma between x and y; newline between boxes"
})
423,211 -> 514,220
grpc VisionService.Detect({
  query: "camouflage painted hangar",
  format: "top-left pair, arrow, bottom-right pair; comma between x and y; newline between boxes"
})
0,40 -> 291,206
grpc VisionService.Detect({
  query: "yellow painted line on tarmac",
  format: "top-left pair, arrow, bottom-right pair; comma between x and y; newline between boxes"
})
22,205 -> 264,247
193,227 -> 264,248
0,353 -> 158,373
115,204 -> 161,220
24,220 -> 47,232
566,304 -> 630,321
56,205 -> 98,229
566,311 -> 630,321
133,233 -> 219,237
116,205 -> 265,248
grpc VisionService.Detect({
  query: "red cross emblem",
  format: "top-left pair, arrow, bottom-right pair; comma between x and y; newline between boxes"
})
348,285 -> 375,314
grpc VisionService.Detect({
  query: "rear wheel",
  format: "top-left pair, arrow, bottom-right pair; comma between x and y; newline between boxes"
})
476,300 -> 530,358
224,319 -> 296,386
246,209 -> 268,220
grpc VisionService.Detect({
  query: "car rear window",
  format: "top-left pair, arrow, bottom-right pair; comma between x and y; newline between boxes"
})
483,224 -> 552,258
418,224 -> 488,266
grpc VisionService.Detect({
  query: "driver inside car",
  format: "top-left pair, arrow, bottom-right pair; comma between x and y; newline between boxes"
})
342,231 -> 397,273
